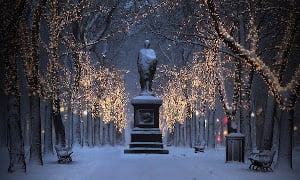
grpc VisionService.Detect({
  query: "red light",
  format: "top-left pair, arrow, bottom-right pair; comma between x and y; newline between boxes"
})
217,136 -> 221,142
224,117 -> 228,124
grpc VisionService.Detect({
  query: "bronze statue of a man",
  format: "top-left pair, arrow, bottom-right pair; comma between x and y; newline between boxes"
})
137,40 -> 157,96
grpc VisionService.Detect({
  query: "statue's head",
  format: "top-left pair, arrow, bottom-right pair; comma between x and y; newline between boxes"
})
144,40 -> 150,48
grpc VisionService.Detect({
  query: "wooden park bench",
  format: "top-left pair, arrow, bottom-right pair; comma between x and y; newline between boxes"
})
248,150 -> 275,172
54,145 -> 73,164
193,142 -> 205,153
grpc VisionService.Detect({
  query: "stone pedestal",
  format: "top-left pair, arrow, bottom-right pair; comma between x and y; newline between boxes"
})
225,133 -> 245,162
124,96 -> 169,154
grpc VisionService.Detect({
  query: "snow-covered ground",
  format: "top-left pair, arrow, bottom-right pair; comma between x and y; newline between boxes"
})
1,146 -> 300,180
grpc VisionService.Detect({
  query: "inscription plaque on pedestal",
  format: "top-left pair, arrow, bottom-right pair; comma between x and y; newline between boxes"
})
138,109 -> 154,125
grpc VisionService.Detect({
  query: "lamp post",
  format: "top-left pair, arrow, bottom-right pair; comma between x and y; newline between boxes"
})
216,118 -> 221,146
250,112 -> 258,153
81,110 -> 88,146
195,110 -> 200,146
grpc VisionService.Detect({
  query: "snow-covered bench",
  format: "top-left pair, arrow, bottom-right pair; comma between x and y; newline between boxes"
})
248,150 -> 275,172
193,142 -> 205,153
54,145 -> 73,164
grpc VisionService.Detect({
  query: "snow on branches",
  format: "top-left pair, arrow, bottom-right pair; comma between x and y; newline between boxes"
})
206,0 -> 300,110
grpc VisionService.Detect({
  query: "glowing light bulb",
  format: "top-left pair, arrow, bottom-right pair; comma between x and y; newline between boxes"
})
251,112 -> 255,118
217,136 -> 221,142
83,110 -> 88,116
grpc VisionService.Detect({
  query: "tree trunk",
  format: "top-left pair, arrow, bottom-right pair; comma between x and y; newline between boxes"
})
113,123 -> 117,146
19,61 -> 29,148
109,121 -> 115,146
180,123 -> 185,146
94,116 -> 100,146
103,123 -> 109,145
208,109 -> 215,149
99,116 -> 104,145
87,112 -> 93,146
175,122 -> 179,147
261,93 -> 276,150
44,99 -> 53,155
80,120 -> 84,146
191,113 -> 196,147
166,130 -> 174,146
181,118 -> 187,146
276,109 -> 293,170
72,111 -> 77,146
239,64 -> 253,156
70,109 -> 73,147
205,112 -> 209,144
27,0 -> 46,164
186,117 -> 191,147
195,115 -> 200,145
116,130 -> 125,145
2,0 -> 27,171
84,114 -> 88,146
52,98 -> 66,147
66,104 -> 72,147
7,95 -> 26,172
0,97 -> 8,147
75,110 -> 81,145
29,95 -> 43,165
199,116 -> 205,145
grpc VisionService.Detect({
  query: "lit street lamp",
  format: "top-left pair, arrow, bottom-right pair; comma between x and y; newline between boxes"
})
83,110 -> 88,116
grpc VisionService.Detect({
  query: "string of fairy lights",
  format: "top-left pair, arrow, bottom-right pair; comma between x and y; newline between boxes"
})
206,0 -> 300,111
156,37 -> 219,132
42,49 -> 129,132
19,0 -> 129,132
7,0 -> 298,135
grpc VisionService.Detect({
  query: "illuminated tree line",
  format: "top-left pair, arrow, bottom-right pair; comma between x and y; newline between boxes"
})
2,0 -> 167,172
38,0 -> 129,151
1,0 -> 299,174
1,0 -> 130,172
1,0 -> 27,172
151,0 -> 242,149
138,0 -> 299,171
151,0 -> 300,170
154,36 -> 219,147
65,52 -> 128,147
150,0 -> 299,170
206,0 -> 300,170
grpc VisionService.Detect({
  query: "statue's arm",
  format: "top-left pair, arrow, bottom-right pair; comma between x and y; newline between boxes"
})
151,58 -> 158,73
137,52 -> 142,72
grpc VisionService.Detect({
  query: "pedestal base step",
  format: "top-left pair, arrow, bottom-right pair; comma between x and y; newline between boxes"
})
129,142 -> 163,148
124,147 -> 169,154
131,128 -> 163,142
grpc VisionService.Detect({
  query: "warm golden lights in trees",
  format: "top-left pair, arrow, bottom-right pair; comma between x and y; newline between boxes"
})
157,41 -> 219,132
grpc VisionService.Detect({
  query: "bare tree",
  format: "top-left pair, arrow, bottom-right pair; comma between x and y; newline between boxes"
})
1,0 -> 27,172
206,0 -> 300,170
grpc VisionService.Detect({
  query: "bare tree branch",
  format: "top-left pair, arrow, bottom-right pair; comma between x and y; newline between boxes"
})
206,0 -> 300,109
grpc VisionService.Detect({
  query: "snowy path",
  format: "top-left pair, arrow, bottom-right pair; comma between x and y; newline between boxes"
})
1,146 -> 300,180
